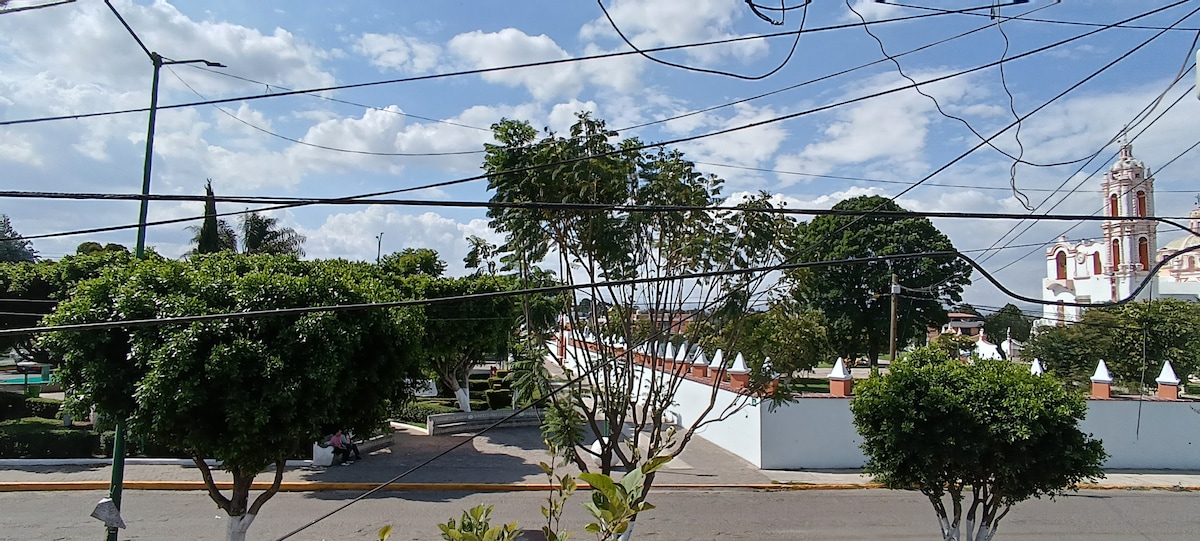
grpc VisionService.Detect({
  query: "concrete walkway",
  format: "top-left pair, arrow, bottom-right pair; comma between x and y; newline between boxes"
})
2,425 -> 1197,492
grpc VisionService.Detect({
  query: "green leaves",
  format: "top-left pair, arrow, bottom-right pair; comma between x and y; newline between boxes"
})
851,350 -> 1106,507
437,505 -> 524,541
578,458 -> 669,540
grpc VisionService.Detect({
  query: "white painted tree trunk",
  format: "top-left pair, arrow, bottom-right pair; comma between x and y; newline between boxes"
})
226,514 -> 255,541
455,387 -> 472,412
615,523 -> 634,541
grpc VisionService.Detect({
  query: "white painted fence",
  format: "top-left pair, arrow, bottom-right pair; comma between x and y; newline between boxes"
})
560,337 -> 1200,471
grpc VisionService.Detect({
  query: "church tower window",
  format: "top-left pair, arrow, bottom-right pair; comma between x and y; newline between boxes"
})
1092,253 -> 1102,275
1138,237 -> 1149,271
1055,251 -> 1068,280
1111,239 -> 1121,269
1136,191 -> 1147,217
1109,194 -> 1119,217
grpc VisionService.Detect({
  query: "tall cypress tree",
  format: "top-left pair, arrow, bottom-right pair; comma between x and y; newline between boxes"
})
196,180 -> 220,254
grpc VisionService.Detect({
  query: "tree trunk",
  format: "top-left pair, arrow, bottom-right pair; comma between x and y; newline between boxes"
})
226,514 -> 256,541
614,522 -> 634,541
454,387 -> 472,412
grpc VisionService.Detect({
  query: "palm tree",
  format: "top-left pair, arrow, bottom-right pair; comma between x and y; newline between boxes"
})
236,212 -> 306,256
185,182 -> 305,257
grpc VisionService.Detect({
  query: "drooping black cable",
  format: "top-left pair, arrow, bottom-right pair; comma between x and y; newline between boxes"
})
597,0 -> 807,80
0,6 -> 991,128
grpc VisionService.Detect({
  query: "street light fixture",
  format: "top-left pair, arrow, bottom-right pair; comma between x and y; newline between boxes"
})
102,3 -> 224,540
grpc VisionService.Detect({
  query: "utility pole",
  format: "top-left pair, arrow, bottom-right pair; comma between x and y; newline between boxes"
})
888,273 -> 900,365
375,232 -> 384,263
103,3 -> 223,540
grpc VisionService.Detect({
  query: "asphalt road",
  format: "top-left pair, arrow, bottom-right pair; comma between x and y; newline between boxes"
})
3,488 -> 1196,540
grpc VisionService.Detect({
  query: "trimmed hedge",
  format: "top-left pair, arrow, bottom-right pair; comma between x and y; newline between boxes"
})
100,431 -> 190,459
468,379 -> 491,392
0,392 -> 25,421
393,401 -> 458,425
484,389 -> 513,410
0,417 -> 101,459
25,397 -> 62,420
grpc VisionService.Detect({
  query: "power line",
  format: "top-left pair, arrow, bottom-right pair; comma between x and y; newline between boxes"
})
164,66 -> 482,157
7,4 -> 1186,246
884,1 -> 1200,32
597,0 -> 810,80
0,6 -> 985,129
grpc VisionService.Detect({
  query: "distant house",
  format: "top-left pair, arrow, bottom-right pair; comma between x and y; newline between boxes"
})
927,311 -> 984,343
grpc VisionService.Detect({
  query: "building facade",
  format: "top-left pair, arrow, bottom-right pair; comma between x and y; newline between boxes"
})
1041,142 -> 1200,326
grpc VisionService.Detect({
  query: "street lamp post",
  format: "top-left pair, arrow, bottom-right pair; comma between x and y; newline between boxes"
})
376,232 -> 384,263
103,3 -> 223,540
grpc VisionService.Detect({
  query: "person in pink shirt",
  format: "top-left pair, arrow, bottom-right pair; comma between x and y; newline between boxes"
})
329,429 -> 361,464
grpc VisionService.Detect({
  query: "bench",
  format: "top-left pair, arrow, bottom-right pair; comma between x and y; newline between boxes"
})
426,409 -> 544,436
311,431 -> 394,466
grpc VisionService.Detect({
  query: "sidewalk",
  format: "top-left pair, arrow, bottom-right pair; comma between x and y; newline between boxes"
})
2,425 -> 1198,492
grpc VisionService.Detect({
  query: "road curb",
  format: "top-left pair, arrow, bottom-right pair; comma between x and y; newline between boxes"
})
1,481 -> 1196,492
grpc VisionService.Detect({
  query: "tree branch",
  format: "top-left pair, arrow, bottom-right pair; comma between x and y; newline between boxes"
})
248,458 -> 285,516
192,454 -> 231,513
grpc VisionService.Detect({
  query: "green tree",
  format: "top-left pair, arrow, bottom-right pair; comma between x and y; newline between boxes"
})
485,114 -> 795,535
419,275 -> 518,411
76,242 -> 129,256
0,250 -> 138,361
734,300 -> 832,376
196,180 -> 223,255
983,303 -> 1033,344
851,350 -> 1106,541
786,195 -> 972,367
381,247 -> 447,277
44,254 -> 424,541
0,214 -> 37,263
463,235 -> 498,275
1024,300 -> 1200,390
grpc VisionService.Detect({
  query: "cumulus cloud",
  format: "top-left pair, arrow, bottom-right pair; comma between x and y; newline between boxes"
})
446,28 -> 641,101
301,206 -> 500,274
579,0 -> 767,65
354,33 -> 442,74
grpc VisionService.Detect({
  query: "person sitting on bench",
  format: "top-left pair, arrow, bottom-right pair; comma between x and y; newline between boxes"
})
329,429 -> 361,464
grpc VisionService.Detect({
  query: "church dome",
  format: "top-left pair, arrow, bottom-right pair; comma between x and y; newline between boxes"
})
1110,141 -> 1144,172
1163,234 -> 1200,252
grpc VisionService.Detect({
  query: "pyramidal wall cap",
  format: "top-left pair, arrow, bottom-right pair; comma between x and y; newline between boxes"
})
828,357 -> 852,381
1030,358 -> 1044,376
729,352 -> 749,374
709,349 -> 725,368
1156,360 -> 1181,386
693,350 -> 708,366
1091,359 -> 1113,384
664,343 -> 676,360
674,343 -> 689,363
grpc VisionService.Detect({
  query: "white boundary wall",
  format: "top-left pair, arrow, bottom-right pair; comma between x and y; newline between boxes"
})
559,340 -> 1200,470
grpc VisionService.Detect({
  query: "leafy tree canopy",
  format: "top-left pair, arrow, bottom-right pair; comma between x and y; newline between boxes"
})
852,350 -> 1106,541
75,241 -> 129,255
786,195 -> 972,366
43,253 -> 424,537
1024,299 -> 1200,389
381,247 -> 447,277
982,303 -> 1033,343
0,214 -> 37,263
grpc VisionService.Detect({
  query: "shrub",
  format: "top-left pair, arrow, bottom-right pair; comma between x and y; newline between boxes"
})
393,401 -> 458,425
495,369 -> 511,379
485,389 -> 513,410
487,377 -> 509,390
0,417 -> 101,458
0,391 -> 26,421
468,379 -> 491,392
25,397 -> 62,420
100,431 -> 190,458
470,399 -> 489,411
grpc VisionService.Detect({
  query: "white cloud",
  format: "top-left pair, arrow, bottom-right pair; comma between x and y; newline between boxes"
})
302,206 -> 499,274
579,0 -> 767,65
774,70 -> 975,182
841,0 -> 902,22
446,28 -> 641,101
354,33 -> 442,74
0,129 -> 42,166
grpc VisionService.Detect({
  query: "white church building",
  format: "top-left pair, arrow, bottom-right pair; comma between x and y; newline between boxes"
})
1041,142 -> 1200,326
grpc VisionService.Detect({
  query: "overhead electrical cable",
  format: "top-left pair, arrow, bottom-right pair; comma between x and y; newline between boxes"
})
6,2 -> 1187,245
0,5 -> 1003,128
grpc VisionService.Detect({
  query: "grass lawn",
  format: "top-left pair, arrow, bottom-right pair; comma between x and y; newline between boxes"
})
791,377 -> 830,394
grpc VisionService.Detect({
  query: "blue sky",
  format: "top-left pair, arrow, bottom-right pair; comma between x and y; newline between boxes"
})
1,0 -> 1198,314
